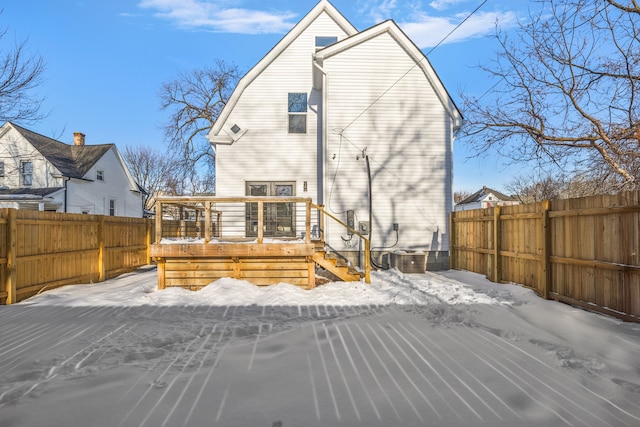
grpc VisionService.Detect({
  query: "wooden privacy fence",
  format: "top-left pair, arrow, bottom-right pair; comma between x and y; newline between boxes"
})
0,209 -> 152,304
451,191 -> 640,322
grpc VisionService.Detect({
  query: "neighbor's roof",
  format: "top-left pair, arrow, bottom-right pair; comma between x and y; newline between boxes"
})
9,122 -> 113,179
0,187 -> 64,199
458,186 -> 517,205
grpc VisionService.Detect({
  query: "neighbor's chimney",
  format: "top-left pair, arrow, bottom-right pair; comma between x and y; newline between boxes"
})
73,132 -> 85,146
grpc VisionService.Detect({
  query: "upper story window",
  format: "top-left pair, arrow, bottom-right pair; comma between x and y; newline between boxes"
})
0,161 -> 4,177
97,170 -> 104,181
288,93 -> 307,134
316,36 -> 337,48
21,161 -> 32,187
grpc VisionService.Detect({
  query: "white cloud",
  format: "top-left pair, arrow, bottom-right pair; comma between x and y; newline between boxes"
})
400,10 -> 518,49
429,0 -> 467,11
138,0 -> 297,34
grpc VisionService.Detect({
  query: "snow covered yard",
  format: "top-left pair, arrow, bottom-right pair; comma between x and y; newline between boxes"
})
1,268 -> 639,426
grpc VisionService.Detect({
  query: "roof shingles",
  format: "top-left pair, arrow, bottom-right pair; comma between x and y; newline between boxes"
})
10,122 -> 112,179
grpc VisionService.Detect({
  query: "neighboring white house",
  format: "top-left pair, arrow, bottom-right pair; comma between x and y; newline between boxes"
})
0,122 -> 144,217
454,186 -> 520,211
207,0 -> 463,270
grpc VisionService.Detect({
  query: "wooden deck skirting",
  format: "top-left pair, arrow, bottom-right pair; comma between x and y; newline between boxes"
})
151,196 -> 371,290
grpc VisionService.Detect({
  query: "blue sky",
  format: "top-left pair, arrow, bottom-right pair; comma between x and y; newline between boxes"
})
2,0 -> 531,193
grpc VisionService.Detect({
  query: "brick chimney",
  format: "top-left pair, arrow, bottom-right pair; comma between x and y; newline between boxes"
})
73,132 -> 85,146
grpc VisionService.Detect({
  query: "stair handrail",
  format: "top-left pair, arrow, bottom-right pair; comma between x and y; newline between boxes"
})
311,203 -> 371,283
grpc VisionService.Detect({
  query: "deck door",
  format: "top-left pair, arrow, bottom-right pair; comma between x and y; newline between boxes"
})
246,182 -> 295,237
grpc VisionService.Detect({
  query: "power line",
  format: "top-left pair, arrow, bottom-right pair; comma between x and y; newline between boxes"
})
342,0 -> 488,132
426,0 -> 488,56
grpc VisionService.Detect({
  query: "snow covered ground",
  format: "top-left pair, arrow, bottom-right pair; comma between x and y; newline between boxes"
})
1,267 -> 639,426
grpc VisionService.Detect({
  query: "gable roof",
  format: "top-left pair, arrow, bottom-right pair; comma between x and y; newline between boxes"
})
8,122 -> 112,179
208,0 -> 357,143
458,186 -> 516,205
313,19 -> 462,128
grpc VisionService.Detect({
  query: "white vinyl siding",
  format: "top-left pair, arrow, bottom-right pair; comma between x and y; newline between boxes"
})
216,11 -> 350,200
322,32 -> 452,251
214,9 -> 456,253
20,161 -> 33,186
67,147 -> 143,217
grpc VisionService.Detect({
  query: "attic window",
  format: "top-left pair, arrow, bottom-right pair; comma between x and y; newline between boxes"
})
316,36 -> 337,48
0,161 -> 4,177
288,93 -> 307,134
231,124 -> 241,134
97,170 -> 104,181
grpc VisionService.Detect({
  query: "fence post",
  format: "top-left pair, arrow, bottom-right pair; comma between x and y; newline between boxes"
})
540,200 -> 551,299
98,215 -> 105,282
155,201 -> 162,244
145,219 -> 152,264
449,212 -> 456,269
204,201 -> 211,243
492,206 -> 501,283
305,201 -> 311,244
257,201 -> 264,244
6,209 -> 17,304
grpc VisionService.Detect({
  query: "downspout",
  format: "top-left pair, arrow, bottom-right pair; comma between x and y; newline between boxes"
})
63,177 -> 70,212
312,59 -> 328,206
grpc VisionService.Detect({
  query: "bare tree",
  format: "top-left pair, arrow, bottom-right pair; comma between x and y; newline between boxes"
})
0,24 -> 46,123
454,190 -> 473,204
506,174 -> 564,204
122,146 -> 180,211
159,60 -> 240,175
462,0 -> 640,187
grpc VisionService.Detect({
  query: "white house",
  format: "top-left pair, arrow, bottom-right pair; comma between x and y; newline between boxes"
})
0,122 -> 144,217
207,0 -> 462,270
454,186 -> 520,211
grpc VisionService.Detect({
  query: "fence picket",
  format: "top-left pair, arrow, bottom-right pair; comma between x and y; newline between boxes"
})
451,191 -> 640,322
0,209 -> 151,304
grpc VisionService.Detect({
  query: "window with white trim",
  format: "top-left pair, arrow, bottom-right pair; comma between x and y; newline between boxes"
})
315,36 -> 337,48
288,93 -> 307,134
97,170 -> 104,181
109,199 -> 116,216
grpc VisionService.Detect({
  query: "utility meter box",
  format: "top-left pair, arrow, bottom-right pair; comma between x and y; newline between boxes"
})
358,221 -> 369,235
391,251 -> 425,274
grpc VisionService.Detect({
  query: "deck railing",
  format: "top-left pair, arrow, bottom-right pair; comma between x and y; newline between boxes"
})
153,196 -> 371,283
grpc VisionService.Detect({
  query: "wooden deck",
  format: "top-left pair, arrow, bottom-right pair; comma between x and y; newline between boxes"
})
151,197 -> 370,290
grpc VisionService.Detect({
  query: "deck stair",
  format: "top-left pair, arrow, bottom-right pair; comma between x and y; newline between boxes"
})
312,250 -> 364,282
